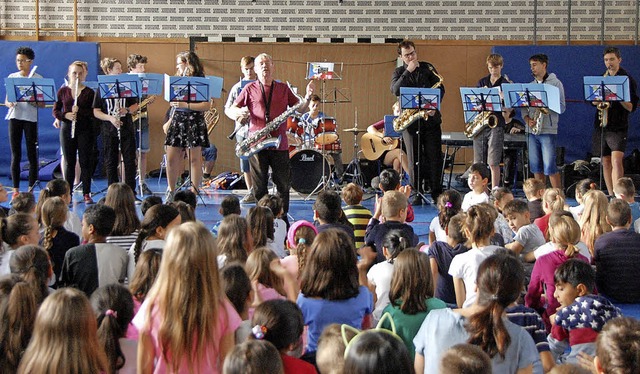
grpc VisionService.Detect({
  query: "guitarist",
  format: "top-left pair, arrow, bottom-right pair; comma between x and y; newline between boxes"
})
365,101 -> 410,177
128,54 -> 155,196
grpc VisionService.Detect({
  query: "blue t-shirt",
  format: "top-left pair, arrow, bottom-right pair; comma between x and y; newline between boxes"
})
629,202 -> 640,229
414,308 -> 541,374
297,285 -> 373,353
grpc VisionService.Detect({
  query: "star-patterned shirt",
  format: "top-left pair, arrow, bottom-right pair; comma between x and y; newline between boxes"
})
552,295 -> 621,346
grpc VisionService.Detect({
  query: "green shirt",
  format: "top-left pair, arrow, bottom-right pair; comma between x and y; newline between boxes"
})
381,297 -> 447,360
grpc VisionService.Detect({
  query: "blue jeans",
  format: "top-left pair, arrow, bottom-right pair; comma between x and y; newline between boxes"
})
528,133 -> 557,175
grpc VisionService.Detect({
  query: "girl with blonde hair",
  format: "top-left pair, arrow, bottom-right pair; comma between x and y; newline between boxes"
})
133,221 -> 241,373
579,190 -> 611,258
534,187 -> 566,238
526,211 -> 590,331
17,288 -> 109,374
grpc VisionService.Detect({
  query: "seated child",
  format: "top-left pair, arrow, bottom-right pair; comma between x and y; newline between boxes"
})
341,183 -> 372,248
568,179 -> 596,222
9,192 -> 36,216
534,188 -> 566,238
594,199 -> 640,303
212,195 -> 241,237
426,213 -> 470,305
549,259 -> 621,364
316,324 -> 356,374
59,204 -> 128,296
593,317 -> 640,374
313,190 -> 355,245
439,344 -> 492,374
281,220 -> 317,282
378,169 -> 414,222
524,178 -> 546,222
258,195 -> 287,256
491,187 -> 515,244
429,189 -> 462,244
503,199 -> 546,260
613,177 -> 640,231
221,263 -> 253,343
365,190 -> 418,263
461,163 -> 490,212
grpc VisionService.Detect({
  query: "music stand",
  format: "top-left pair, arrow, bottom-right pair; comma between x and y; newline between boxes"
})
164,74 -> 222,205
129,73 -> 163,197
398,87 -> 441,203
583,75 -> 630,190
305,62 -> 343,198
460,87 -> 503,125
5,77 -> 57,192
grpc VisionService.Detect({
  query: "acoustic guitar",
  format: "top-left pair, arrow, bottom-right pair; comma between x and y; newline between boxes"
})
360,133 -> 399,160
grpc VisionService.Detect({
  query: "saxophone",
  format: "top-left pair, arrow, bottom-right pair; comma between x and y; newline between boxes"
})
235,83 -> 305,160
530,107 -> 548,135
597,71 -> 610,128
393,64 -> 444,132
464,111 -> 498,138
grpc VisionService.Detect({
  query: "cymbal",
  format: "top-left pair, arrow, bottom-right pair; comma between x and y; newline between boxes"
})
342,127 -> 366,133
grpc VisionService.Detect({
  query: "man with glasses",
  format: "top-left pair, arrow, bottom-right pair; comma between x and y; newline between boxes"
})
391,40 -> 445,204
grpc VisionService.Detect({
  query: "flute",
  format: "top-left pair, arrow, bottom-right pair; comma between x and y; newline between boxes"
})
71,78 -> 79,138
6,65 -> 38,119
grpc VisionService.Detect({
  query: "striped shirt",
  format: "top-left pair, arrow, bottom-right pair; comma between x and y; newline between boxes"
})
506,304 -> 550,353
343,204 -> 372,249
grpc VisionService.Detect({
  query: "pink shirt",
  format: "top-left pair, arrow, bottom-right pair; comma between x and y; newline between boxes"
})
234,81 -> 300,151
248,283 -> 286,320
132,298 -> 241,374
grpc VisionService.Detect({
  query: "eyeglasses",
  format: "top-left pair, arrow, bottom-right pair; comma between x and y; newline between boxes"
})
402,50 -> 416,58
16,59 -> 32,63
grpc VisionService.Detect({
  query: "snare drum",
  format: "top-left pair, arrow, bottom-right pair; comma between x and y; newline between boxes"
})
286,116 -> 303,148
289,149 -> 331,193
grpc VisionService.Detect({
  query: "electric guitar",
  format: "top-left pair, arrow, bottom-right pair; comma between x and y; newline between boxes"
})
360,133 -> 399,160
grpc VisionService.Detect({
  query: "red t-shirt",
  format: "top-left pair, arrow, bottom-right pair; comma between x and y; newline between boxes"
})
234,80 -> 300,151
281,353 -> 317,374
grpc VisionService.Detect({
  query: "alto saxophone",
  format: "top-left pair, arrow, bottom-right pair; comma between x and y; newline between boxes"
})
530,107 -> 548,135
597,71 -> 610,128
393,64 -> 444,132
464,111 -> 498,138
235,83 -> 306,160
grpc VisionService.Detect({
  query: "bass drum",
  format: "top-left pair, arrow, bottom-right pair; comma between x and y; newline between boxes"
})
290,149 -> 331,194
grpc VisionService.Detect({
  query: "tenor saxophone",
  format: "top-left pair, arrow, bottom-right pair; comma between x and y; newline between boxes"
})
235,83 -> 306,160
393,65 -> 444,132
464,111 -> 498,138
530,107 -> 548,135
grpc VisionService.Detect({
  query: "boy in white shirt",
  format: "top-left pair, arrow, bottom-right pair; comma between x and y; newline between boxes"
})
461,163 -> 490,212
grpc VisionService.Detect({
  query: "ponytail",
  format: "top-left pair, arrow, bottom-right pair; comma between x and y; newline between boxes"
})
35,179 -> 70,225
10,245 -> 51,303
90,284 -> 134,374
292,225 -> 316,277
96,309 -> 126,373
296,241 -> 308,276
437,190 -> 462,230
466,300 -> 511,359
42,226 -> 55,251
548,212 -> 581,258
132,228 -> 151,265
0,275 -> 38,373
134,204 -> 180,264
382,229 -> 411,263
564,243 -> 578,258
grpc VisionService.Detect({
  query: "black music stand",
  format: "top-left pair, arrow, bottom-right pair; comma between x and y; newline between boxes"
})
398,87 -> 441,203
165,75 -> 220,206
96,74 -> 141,197
583,75 -> 630,190
5,76 -> 57,192
131,73 -> 163,198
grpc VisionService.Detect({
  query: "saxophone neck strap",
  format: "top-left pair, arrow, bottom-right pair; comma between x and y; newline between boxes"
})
259,81 -> 274,123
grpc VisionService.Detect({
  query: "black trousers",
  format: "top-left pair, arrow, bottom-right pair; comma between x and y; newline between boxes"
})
250,149 -> 291,214
60,120 -> 95,195
101,119 -> 136,192
401,119 -> 443,200
9,119 -> 38,189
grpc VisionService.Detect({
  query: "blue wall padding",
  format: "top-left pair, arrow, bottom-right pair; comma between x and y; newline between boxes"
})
0,41 -> 100,176
493,45 -> 640,164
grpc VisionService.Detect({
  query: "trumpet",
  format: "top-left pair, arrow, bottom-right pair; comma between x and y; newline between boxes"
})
393,64 -> 444,132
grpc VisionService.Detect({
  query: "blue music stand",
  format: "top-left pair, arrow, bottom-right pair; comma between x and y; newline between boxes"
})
459,87 -> 503,123
97,73 -> 141,100
399,87 -> 441,111
383,115 -> 401,139
501,83 -> 561,114
583,75 -> 630,103
4,76 -> 57,192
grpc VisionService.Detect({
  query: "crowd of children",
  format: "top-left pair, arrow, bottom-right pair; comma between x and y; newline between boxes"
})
1,165 -> 640,374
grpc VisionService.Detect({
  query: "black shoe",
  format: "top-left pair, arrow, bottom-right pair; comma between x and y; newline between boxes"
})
141,183 -> 153,195
410,194 -> 423,206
